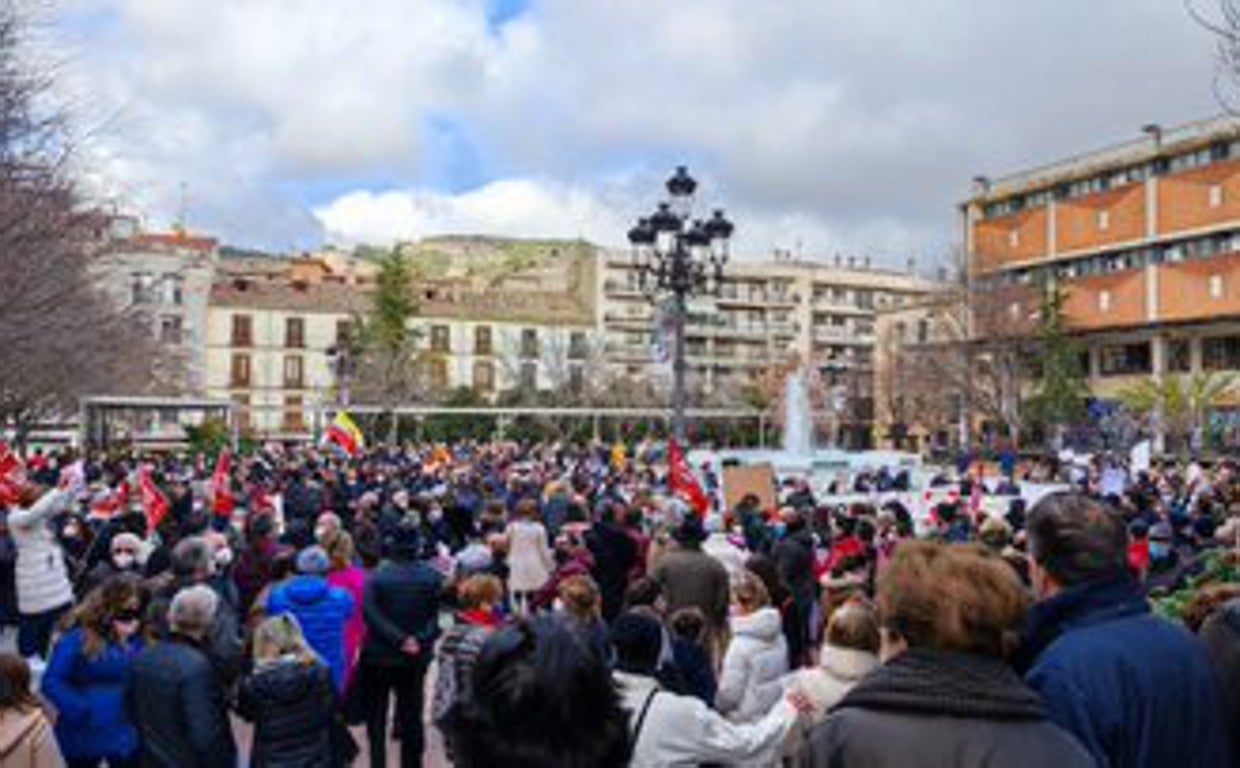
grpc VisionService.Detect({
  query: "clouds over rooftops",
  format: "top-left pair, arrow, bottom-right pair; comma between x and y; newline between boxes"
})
55,0 -> 1220,265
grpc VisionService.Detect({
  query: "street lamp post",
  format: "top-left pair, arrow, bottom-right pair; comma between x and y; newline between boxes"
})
628,166 -> 733,443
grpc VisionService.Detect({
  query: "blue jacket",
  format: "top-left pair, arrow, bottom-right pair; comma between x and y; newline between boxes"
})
268,576 -> 355,690
1020,576 -> 1231,768
41,627 -> 143,760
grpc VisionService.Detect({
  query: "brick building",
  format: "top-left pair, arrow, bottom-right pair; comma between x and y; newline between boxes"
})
963,115 -> 1240,446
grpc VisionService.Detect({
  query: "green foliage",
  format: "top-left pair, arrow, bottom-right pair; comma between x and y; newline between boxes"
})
1026,282 -> 1089,431
185,417 -> 231,455
363,251 -> 416,354
1153,549 -> 1240,622
1117,371 -> 1237,453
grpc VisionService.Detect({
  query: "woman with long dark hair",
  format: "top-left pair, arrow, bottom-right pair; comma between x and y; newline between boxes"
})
41,574 -> 145,768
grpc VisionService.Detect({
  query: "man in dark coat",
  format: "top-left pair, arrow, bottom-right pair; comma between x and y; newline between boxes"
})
773,509 -> 817,654
652,515 -> 730,654
358,521 -> 444,768
586,503 -> 639,622
1018,493 -> 1232,768
126,585 -> 236,768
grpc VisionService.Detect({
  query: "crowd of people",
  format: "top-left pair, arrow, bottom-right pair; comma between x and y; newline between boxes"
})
0,439 -> 1237,767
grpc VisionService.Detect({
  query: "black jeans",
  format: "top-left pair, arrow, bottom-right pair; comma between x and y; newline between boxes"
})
17,603 -> 68,658
361,657 -> 429,768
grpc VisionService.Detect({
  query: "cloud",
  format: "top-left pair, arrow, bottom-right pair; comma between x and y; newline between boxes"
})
53,0 -> 1224,265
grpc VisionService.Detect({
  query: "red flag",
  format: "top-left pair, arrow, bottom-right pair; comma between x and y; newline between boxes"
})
0,442 -> 26,507
211,451 -> 235,518
668,439 -> 710,517
90,481 -> 130,519
139,467 -> 170,531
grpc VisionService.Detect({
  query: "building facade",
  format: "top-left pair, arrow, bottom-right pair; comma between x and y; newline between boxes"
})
600,251 -> 938,447
963,115 -> 1240,446
90,222 -> 219,394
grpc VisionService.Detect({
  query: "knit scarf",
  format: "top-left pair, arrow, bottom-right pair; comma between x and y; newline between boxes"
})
834,648 -> 1046,721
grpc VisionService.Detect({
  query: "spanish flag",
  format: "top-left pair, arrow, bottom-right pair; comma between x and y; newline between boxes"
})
324,411 -> 365,457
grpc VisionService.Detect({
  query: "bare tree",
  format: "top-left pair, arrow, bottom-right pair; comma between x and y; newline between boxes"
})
0,6 -> 158,447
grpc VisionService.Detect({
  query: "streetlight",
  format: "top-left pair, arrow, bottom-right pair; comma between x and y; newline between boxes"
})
628,166 -> 734,443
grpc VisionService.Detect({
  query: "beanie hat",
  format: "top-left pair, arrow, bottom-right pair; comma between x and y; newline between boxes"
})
296,546 -> 331,575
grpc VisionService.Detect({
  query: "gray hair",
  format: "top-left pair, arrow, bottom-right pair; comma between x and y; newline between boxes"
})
169,585 -> 218,638
170,537 -> 215,580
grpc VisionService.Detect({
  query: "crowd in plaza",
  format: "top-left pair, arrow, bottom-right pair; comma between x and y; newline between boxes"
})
0,437 -> 1238,767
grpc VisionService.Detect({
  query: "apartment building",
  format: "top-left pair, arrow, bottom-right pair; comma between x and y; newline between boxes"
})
205,238 -> 599,437
600,251 -> 937,447
90,222 -> 219,394
963,115 -> 1240,433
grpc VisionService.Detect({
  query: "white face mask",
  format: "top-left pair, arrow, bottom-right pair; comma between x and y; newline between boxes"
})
314,526 -> 328,542
214,547 -> 233,567
113,553 -> 136,570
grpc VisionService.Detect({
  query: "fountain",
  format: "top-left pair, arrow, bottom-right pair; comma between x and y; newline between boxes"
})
782,369 -> 813,458
690,367 -> 921,487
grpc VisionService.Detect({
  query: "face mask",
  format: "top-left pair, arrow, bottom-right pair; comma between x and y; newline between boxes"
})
214,547 -> 233,567
1149,542 -> 1170,560
113,553 -> 136,570
314,526 -> 328,542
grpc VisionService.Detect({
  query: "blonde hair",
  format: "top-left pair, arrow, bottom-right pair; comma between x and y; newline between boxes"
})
323,530 -> 355,571
252,614 -> 318,666
558,575 -> 602,623
733,573 -> 771,612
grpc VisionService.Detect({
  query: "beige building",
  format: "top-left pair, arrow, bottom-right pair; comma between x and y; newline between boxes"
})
600,251 -> 939,447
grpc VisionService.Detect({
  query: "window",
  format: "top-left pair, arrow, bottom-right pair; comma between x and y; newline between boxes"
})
233,394 -> 251,431
231,314 -> 253,347
521,329 -> 539,359
1098,290 -> 1112,312
854,290 -> 874,310
1169,339 -> 1192,373
473,360 -> 495,392
1204,335 -> 1240,371
475,325 -> 493,355
430,325 -> 451,353
130,272 -> 154,304
1210,185 -> 1225,209
569,365 -> 585,393
917,319 -> 930,343
1210,274 -> 1224,299
1097,210 -> 1110,231
569,331 -> 589,360
285,317 -> 305,348
519,361 -> 538,390
283,355 -> 304,389
1099,342 -> 1152,376
163,276 -> 183,305
283,396 -> 304,432
428,358 -> 449,391
158,315 -> 183,345
230,354 -> 251,387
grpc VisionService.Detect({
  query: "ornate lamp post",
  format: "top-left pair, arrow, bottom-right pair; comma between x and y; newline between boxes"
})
628,166 -> 733,442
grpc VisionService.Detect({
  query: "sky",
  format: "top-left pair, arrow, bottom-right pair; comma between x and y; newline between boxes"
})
42,0 -> 1228,267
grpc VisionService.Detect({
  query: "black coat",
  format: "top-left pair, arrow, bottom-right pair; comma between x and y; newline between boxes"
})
361,558 -> 443,666
586,522 -> 638,622
237,660 -> 341,768
125,635 -> 237,768
797,649 -> 1092,768
773,528 -> 816,605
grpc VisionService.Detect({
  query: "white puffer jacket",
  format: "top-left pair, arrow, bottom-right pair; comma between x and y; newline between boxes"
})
8,489 -> 73,615
716,607 -> 789,723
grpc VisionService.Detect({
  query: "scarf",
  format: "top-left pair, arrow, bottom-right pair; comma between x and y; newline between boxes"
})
835,648 -> 1046,721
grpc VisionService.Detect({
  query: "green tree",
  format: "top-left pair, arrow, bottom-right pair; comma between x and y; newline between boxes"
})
1117,371 -> 1236,455
351,251 -> 421,442
1026,281 -> 1088,447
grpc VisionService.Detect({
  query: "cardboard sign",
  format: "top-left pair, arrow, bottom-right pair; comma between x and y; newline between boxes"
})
723,463 -> 778,513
